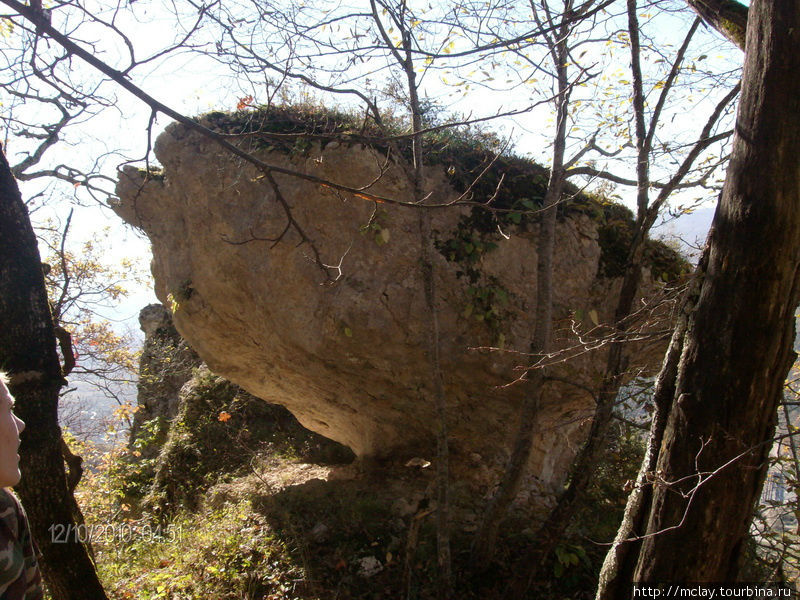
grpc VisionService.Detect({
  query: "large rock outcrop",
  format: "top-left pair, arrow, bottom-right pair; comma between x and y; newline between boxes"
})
113,108 -> 679,493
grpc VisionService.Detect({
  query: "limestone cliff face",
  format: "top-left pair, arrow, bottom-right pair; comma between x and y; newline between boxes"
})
113,116 -> 672,491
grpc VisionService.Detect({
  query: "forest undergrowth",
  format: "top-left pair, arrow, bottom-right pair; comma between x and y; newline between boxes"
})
63,408 -> 651,600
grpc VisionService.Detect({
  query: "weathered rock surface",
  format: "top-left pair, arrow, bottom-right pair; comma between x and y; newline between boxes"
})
114,115 -> 673,494
130,304 -> 354,508
130,303 -> 201,455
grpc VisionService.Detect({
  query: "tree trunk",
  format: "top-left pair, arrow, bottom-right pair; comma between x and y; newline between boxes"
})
596,262 -> 703,598
470,5 -> 571,564
686,0 -> 747,50
598,0 -> 800,589
0,144 -> 108,599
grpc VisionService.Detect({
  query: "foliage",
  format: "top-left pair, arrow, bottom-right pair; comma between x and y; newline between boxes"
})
68,423 -> 138,529
198,102 -> 547,217
39,219 -> 143,405
70,406 -> 392,599
95,499 -> 305,600
68,376 -> 339,599
595,202 -> 691,282
433,213 -> 510,337
358,208 -> 388,246
146,367 -> 353,517
116,417 -> 166,499
68,390 -> 308,599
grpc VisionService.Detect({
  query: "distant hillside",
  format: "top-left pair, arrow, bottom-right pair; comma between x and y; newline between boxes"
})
60,377 -> 136,446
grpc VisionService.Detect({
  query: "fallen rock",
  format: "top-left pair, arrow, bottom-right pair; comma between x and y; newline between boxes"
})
356,556 -> 383,578
310,522 -> 330,542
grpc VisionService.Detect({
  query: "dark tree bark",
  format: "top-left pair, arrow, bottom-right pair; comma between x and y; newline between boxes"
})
597,0 -> 800,592
687,0 -> 748,50
597,264 -> 702,597
0,144 -> 108,599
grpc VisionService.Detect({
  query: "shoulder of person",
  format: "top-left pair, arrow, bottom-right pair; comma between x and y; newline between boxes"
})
0,488 -> 23,540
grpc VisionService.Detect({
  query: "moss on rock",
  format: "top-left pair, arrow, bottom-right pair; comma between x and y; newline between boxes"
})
147,366 -> 354,516
193,103 -> 689,283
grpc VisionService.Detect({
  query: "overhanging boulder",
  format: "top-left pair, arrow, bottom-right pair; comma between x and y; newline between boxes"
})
113,107 -> 681,493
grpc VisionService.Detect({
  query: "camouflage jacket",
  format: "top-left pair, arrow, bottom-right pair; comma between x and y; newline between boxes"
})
0,489 -> 43,600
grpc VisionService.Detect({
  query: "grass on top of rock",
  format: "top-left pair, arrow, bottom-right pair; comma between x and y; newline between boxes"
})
192,102 -> 689,284
195,102 -> 551,215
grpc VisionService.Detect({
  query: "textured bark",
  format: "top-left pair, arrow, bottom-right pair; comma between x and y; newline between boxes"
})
600,0 -> 800,588
595,328 -> 683,599
687,0 -> 748,50
0,145 -> 108,599
596,260 -> 704,598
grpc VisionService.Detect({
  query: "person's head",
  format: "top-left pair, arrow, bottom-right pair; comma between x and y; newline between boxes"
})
0,373 -> 25,488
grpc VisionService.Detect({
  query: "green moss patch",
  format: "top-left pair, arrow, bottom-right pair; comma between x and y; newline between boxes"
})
147,367 -> 353,516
